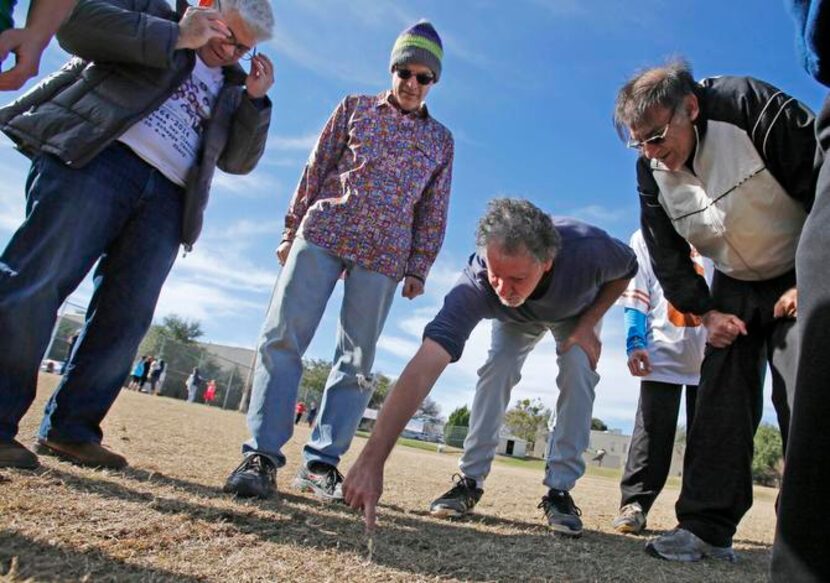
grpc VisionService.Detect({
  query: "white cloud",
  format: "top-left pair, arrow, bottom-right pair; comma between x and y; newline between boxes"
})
172,246 -> 277,295
566,204 -> 631,224
268,132 -> 319,151
211,170 -> 283,198
155,280 -> 263,322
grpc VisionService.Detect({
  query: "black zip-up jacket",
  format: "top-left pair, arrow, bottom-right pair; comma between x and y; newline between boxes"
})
636,76 -> 816,315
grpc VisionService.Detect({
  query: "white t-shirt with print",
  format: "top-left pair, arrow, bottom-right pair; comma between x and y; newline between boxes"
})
616,229 -> 713,386
119,55 -> 224,187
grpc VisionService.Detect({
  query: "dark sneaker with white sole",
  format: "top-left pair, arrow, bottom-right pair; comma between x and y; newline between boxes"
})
293,461 -> 344,501
539,489 -> 583,537
645,527 -> 737,562
429,474 -> 483,518
223,454 -> 277,499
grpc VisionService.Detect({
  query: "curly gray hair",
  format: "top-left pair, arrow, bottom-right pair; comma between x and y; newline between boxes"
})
476,198 -> 561,263
219,0 -> 274,42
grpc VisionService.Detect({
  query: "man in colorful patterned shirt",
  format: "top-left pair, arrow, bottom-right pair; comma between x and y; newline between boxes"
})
224,21 -> 454,500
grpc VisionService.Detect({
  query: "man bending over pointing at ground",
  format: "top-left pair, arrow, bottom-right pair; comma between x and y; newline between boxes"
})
343,199 -> 637,535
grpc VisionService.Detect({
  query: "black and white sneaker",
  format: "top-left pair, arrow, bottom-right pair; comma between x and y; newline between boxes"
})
223,454 -> 277,499
429,474 -> 484,518
538,489 -> 583,537
293,461 -> 344,501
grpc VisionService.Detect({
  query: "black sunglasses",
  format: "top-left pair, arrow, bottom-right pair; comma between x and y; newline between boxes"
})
395,67 -> 435,86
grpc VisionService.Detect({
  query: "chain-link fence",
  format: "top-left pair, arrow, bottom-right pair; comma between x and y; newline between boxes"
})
42,298 -> 253,410
132,335 -> 253,410
443,425 -> 469,448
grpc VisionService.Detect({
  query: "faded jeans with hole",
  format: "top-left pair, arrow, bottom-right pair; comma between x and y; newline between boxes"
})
243,238 -> 398,468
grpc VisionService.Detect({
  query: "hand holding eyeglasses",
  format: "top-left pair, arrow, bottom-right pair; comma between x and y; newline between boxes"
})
175,6 -> 231,51
245,53 -> 274,99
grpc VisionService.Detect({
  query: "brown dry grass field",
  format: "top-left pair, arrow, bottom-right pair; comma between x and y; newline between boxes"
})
1,375 -> 778,582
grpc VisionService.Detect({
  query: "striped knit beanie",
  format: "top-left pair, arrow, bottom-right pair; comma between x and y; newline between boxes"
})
390,20 -> 444,83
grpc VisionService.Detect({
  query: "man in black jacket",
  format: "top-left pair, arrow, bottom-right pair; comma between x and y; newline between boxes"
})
613,59 -> 816,562
0,0 -> 274,470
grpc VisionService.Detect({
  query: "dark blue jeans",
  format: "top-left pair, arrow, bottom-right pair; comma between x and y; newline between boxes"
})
0,143 -> 183,443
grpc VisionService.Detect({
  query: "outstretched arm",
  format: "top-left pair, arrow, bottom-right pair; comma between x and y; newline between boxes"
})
342,339 -> 452,529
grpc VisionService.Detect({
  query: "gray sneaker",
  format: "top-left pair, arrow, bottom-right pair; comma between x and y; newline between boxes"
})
612,502 -> 647,534
645,528 -> 737,562
429,474 -> 483,518
538,489 -> 583,537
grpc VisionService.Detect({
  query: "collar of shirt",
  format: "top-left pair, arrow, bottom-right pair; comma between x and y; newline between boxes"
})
376,90 -> 430,119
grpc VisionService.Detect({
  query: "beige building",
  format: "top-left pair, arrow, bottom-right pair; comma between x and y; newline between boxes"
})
532,427 -> 686,476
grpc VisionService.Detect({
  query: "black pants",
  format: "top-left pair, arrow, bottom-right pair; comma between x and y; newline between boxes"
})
620,380 -> 697,513
676,270 -> 797,548
771,95 -> 830,582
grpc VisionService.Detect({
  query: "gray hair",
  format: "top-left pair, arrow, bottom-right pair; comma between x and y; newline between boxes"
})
220,0 -> 274,42
476,198 -> 561,263
613,58 -> 697,140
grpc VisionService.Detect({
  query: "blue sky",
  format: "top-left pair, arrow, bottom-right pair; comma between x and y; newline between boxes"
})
0,0 -> 821,434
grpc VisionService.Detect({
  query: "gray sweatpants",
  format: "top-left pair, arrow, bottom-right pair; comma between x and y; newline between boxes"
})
459,318 -> 601,492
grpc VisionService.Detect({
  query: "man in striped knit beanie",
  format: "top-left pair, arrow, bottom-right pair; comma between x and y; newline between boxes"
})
224,21 -> 454,502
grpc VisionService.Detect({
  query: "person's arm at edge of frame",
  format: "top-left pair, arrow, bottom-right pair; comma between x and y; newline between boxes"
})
342,338 -> 452,530
0,0 -> 77,90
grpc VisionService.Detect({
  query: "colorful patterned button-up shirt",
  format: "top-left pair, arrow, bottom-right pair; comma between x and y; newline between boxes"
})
283,92 -> 454,281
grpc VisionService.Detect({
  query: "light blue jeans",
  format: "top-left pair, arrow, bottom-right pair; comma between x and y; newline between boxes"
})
459,318 -> 601,492
244,238 -> 398,468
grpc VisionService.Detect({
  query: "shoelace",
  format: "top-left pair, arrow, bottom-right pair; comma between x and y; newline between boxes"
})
440,473 -> 477,501
620,504 -> 642,520
538,491 -> 582,518
324,466 -> 344,490
235,454 -> 274,477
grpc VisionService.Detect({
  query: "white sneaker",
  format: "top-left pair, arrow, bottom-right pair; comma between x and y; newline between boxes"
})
612,502 -> 647,534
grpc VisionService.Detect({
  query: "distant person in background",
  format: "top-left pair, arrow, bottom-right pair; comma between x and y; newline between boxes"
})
186,368 -> 203,403
224,20 -> 454,502
204,379 -> 217,404
60,331 -> 80,375
772,3 -> 830,581
306,400 -> 318,427
153,360 -> 166,396
611,230 -> 710,536
147,358 -> 165,395
129,356 -> 148,391
294,401 -> 306,425
0,0 -> 77,91
139,356 -> 154,392
591,448 -> 607,467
